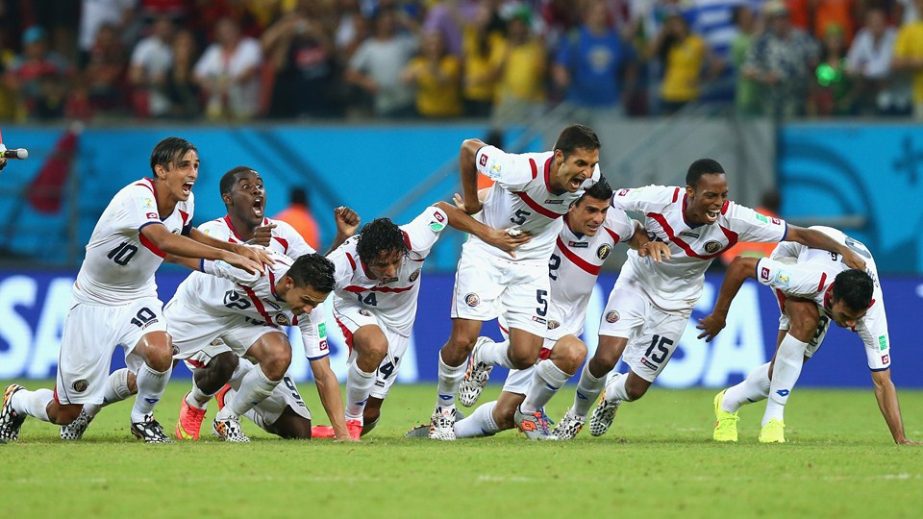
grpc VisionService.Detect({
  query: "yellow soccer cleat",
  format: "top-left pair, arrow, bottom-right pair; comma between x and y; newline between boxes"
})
713,389 -> 739,442
759,419 -> 786,443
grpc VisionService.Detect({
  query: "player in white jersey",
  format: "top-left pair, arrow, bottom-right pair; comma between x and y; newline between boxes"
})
583,159 -> 868,438
699,227 -> 917,444
0,137 -> 269,443
313,202 -> 528,440
428,124 -> 604,441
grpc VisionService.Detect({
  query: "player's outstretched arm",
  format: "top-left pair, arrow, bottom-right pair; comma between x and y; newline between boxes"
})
141,223 -> 262,273
325,206 -> 361,255
187,227 -> 274,269
871,369 -> 919,445
309,357 -> 353,441
627,223 -> 671,262
697,256 -> 759,341
434,201 -> 530,256
458,138 -> 486,214
785,226 -> 867,271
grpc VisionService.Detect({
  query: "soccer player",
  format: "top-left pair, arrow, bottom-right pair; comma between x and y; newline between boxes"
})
428,124 -> 603,441
0,137 -> 269,443
583,159 -> 868,438
699,227 -> 917,444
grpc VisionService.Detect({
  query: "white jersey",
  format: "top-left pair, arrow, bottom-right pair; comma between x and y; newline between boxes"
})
74,177 -> 193,305
472,145 -> 601,261
171,252 -> 329,359
548,210 -> 636,335
612,185 -> 787,311
199,215 -> 314,259
327,206 -> 447,337
756,226 -> 890,371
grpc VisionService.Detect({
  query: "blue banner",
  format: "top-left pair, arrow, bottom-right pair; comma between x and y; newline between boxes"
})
2,270 -> 921,388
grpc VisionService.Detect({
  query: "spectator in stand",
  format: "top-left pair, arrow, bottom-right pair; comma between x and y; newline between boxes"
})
194,17 -> 263,120
4,26 -> 72,120
334,0 -> 370,62
346,7 -> 419,118
129,15 -> 175,118
79,0 -> 137,68
84,23 -> 128,114
846,7 -> 897,115
423,0 -> 481,56
744,0 -> 819,118
553,0 -> 637,121
731,4 -> 761,116
892,0 -> 923,119
810,25 -> 854,116
461,3 -> 506,117
165,29 -> 201,118
491,4 -> 546,127
785,0 -> 858,44
650,9 -> 711,114
402,31 -> 463,118
274,187 -> 321,250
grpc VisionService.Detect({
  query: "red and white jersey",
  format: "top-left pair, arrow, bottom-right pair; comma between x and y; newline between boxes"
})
757,226 -> 890,371
172,252 -> 330,359
199,215 -> 314,259
472,145 -> 601,261
327,206 -> 448,336
74,178 -> 193,305
612,185 -> 786,311
548,210 -> 636,335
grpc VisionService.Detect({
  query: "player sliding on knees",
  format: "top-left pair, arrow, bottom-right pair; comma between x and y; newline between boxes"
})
580,159 -> 867,439
699,226 -> 917,445
0,137 -> 271,443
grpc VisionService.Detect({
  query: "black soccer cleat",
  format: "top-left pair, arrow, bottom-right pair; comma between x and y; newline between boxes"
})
130,415 -> 172,443
0,384 -> 27,442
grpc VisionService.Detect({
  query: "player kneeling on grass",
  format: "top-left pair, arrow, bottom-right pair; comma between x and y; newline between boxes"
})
698,226 -> 917,445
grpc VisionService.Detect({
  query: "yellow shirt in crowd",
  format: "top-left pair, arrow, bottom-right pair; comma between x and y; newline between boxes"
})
894,22 -> 923,103
661,35 -> 706,103
497,39 -> 546,103
406,55 -> 463,117
462,29 -> 507,102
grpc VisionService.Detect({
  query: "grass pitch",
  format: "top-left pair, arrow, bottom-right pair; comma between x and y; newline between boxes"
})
3,381 -> 922,518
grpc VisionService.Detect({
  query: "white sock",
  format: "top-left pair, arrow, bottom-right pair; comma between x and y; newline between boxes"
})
228,360 -> 255,388
244,407 -> 269,431
84,368 -> 135,420
520,360 -> 570,414
604,372 -> 631,403
346,363 -> 376,422
218,366 -> 279,419
476,338 -> 513,369
723,362 -> 771,413
573,363 -> 605,417
185,382 -> 211,410
435,351 -> 466,410
131,363 -> 171,423
11,388 -> 53,422
763,334 -> 807,426
454,401 -> 500,438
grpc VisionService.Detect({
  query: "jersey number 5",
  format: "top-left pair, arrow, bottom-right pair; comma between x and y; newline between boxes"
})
510,209 -> 531,225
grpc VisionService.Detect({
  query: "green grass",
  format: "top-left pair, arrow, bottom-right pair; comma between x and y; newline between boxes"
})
3,381 -> 922,518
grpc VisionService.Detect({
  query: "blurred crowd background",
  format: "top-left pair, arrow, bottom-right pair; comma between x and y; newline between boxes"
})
3,0 -> 923,124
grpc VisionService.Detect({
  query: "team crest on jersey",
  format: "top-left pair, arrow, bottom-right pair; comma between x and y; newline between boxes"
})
72,379 -> 88,393
597,244 -> 612,260
465,293 -> 480,307
547,320 -> 560,330
605,311 -> 620,323
703,240 -> 723,254
275,314 -> 290,326
409,268 -> 421,282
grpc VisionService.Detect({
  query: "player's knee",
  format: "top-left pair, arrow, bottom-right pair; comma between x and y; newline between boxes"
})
590,346 -> 620,373
276,414 -> 312,439
261,343 -> 292,380
52,404 -> 83,425
788,316 -> 818,342
508,346 -> 539,370
554,337 -> 587,374
358,338 -> 389,367
146,342 -> 174,371
446,333 -> 477,355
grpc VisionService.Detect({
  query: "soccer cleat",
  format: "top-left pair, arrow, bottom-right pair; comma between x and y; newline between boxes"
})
405,424 -> 430,439
214,384 -> 231,411
346,419 -> 363,441
428,406 -> 457,441
60,407 -> 95,441
712,390 -> 739,442
311,425 -> 335,439
552,407 -> 586,440
589,396 -> 620,437
0,384 -> 26,442
759,419 -> 786,443
213,415 -> 250,443
175,394 -> 207,441
457,337 -> 495,407
514,406 -> 556,441
130,415 -> 172,443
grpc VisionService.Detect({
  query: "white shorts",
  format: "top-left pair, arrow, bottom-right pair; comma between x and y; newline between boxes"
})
597,281 -> 691,383
451,243 -> 550,337
334,299 -> 410,400
775,291 -> 829,358
56,297 -> 167,405
247,371 -> 312,425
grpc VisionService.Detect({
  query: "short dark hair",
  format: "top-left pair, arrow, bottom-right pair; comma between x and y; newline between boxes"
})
286,253 -> 336,293
219,166 -> 256,197
356,218 -> 407,265
554,124 -> 601,158
578,176 -> 613,204
686,158 -> 725,187
832,269 -> 874,312
150,137 -> 197,175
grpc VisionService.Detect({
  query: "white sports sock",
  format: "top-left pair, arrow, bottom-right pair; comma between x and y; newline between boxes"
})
84,368 -> 135,420
520,360 -> 570,414
218,366 -> 279,419
476,339 -> 513,369
131,363 -> 171,423
222,388 -> 266,430
763,334 -> 808,426
228,360 -> 255,388
435,351 -> 466,410
604,372 -> 632,403
185,382 -> 211,410
723,362 -> 771,413
11,388 -> 53,422
573,363 -> 605,417
345,362 -> 376,421
454,401 -> 500,438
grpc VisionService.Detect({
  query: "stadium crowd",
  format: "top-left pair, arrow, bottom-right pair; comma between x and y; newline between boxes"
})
2,0 -> 923,123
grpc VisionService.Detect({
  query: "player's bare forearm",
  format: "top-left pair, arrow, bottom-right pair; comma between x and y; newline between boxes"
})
143,224 -> 229,261
326,206 -> 360,255
786,226 -> 867,270
871,369 -> 915,444
434,201 -> 489,237
715,256 -> 758,316
310,357 -> 351,440
190,227 -> 273,268
188,227 -> 241,253
459,139 -> 485,213
164,253 -> 201,271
